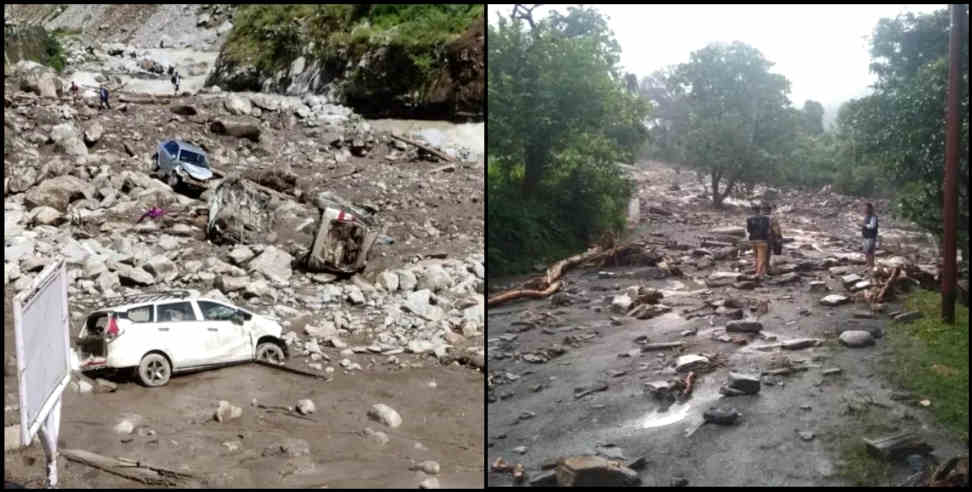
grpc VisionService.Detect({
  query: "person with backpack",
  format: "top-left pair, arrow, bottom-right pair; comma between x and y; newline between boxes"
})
862,202 -> 879,268
746,203 -> 771,279
763,202 -> 783,275
98,84 -> 110,110
171,71 -> 181,94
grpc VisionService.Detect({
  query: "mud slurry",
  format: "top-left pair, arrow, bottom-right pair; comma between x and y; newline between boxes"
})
486,160 -> 965,487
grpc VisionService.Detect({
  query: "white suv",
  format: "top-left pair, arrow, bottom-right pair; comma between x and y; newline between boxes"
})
77,290 -> 287,386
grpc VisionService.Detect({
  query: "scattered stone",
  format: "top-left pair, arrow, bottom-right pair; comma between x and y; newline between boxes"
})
726,320 -> 762,333
841,273 -> 863,287
573,381 -> 609,399
798,431 -> 815,441
412,460 -> 440,475
820,294 -> 849,306
800,404 -> 812,411
418,477 -> 440,489
556,455 -> 641,486
726,372 -> 761,394
530,470 -> 558,487
296,399 -> 316,415
264,438 -> 311,457
822,368 -> 843,376
893,311 -> 923,323
363,427 -> 390,446
808,281 -> 828,293
513,445 -> 528,454
863,431 -> 933,460
782,338 -> 821,350
851,280 -> 872,291
215,400 -> 243,422
675,354 -> 709,373
703,407 -> 741,425
94,378 -> 117,393
368,403 -> 402,428
839,330 -> 875,348
612,294 -> 633,313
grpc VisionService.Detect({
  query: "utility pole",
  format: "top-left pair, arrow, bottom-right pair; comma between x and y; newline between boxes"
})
941,3 -> 964,324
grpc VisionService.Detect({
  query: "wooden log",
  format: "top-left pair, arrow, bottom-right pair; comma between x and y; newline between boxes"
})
60,448 -> 196,486
487,281 -> 562,308
863,432 -> 933,460
639,341 -> 685,351
390,133 -> 453,162
209,119 -> 261,142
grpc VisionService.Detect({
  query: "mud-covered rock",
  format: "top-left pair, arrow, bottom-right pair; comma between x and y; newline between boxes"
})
555,455 -> 641,487
839,330 -> 874,347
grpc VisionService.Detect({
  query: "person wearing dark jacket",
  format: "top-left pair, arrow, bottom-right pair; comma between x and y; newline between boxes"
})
98,84 -> 110,110
862,202 -> 879,268
747,203 -> 771,279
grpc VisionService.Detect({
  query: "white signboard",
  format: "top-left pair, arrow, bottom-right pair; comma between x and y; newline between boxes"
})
14,259 -> 71,449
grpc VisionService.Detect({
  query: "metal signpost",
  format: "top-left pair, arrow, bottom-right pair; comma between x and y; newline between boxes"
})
13,259 -> 72,488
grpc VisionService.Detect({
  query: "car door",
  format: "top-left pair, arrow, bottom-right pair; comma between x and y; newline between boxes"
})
161,141 -> 180,174
156,300 -> 214,368
196,300 -> 251,362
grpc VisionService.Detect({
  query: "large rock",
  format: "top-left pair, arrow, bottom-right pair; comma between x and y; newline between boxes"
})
224,95 -> 252,116
116,264 -> 155,286
20,66 -> 58,98
398,270 -> 418,291
368,403 -> 402,428
379,271 -> 399,292
841,273 -> 863,287
30,206 -> 64,226
305,321 -> 338,339
296,399 -> 316,415
839,330 -> 875,348
144,256 -> 177,282
418,263 -> 452,292
51,122 -> 89,157
216,275 -> 249,292
83,122 -> 104,146
556,455 -> 641,487
248,246 -> 293,283
24,174 -> 88,212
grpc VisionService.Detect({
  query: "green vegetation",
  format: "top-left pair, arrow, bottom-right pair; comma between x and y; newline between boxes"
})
488,6 -> 649,276
886,289 -> 969,439
224,4 -> 482,78
43,28 -> 67,73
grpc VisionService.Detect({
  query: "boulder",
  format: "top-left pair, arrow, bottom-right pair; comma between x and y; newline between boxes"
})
144,256 -> 177,282
841,273 -> 863,287
703,407 -> 741,425
51,122 -> 89,157
24,174 -> 88,212
216,275 -> 249,292
379,271 -> 399,292
555,455 -> 641,487
368,403 -> 402,428
224,95 -> 252,116
116,264 -> 155,286
808,281 -> 828,293
346,285 -> 365,305
418,263 -> 452,292
839,330 -> 875,348
83,122 -> 104,146
296,399 -> 316,415
31,206 -> 64,226
305,321 -> 337,339
612,294 -> 633,314
398,270 -> 418,291
248,246 -> 293,283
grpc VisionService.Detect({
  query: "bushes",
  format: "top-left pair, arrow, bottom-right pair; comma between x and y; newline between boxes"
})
44,29 -> 67,73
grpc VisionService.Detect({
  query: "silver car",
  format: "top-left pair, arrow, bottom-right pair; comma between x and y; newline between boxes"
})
152,139 -> 214,189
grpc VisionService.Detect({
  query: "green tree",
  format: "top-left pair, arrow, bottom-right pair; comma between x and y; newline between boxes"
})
801,99 -> 825,136
843,7 -> 969,270
666,41 -> 797,207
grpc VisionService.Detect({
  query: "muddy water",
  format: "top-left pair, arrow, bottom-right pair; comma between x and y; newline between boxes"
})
70,47 -> 219,95
367,119 -> 484,160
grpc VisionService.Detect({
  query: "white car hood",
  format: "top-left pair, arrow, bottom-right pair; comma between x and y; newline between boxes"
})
181,162 -> 213,181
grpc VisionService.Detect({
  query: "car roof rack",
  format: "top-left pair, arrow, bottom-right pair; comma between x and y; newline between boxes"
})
97,290 -> 195,310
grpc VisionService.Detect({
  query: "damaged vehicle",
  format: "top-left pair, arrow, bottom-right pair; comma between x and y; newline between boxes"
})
77,290 -> 287,387
207,178 -> 380,274
152,139 -> 214,191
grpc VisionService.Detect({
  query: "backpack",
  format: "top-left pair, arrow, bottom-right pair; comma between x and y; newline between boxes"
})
861,215 -> 879,239
747,215 -> 770,241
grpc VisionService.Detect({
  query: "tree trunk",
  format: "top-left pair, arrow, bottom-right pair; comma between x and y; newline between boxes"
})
711,171 -> 722,207
521,145 -> 546,196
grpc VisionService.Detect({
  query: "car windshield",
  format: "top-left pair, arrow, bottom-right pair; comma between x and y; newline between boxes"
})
179,149 -> 208,168
163,141 -> 179,155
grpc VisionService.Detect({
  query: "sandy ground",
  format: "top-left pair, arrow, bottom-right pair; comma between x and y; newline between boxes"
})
486,160 -> 965,486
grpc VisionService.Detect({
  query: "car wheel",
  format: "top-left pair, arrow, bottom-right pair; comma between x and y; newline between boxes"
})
151,153 -> 159,173
137,353 -> 171,387
255,342 -> 285,365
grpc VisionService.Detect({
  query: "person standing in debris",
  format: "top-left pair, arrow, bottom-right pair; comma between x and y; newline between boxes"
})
862,202 -> 879,268
747,203 -> 771,279
70,80 -> 79,103
98,84 -> 110,110
763,202 -> 782,275
172,71 -> 181,94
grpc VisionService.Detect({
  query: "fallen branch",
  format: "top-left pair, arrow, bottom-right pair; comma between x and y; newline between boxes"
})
487,281 -> 562,308
254,359 -> 332,381
390,133 -> 453,162
61,448 -> 197,486
876,266 -> 901,303
683,371 -> 695,397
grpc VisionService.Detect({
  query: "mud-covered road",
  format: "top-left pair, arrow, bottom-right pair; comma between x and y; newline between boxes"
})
486,160 -> 965,486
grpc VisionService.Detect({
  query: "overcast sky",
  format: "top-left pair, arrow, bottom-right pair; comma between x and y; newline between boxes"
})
488,4 -> 947,127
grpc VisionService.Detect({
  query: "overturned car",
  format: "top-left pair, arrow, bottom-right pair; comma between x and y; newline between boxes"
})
206,178 -> 379,274
152,139 -> 217,191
